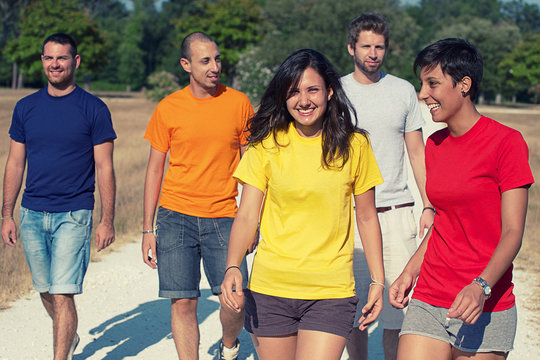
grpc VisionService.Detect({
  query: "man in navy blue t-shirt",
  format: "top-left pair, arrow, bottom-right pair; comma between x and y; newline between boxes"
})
1,33 -> 116,360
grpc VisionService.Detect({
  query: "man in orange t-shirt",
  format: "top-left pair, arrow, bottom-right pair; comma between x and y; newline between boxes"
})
142,32 -> 254,360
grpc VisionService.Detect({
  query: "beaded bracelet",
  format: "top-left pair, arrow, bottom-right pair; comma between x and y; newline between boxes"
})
1,216 -> 14,220
142,229 -> 154,234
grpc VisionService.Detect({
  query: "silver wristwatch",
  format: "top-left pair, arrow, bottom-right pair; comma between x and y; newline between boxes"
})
473,277 -> 491,299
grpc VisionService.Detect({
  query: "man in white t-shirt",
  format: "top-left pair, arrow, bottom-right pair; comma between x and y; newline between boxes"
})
341,12 -> 434,360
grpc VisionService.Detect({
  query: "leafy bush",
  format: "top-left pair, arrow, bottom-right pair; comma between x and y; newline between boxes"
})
144,70 -> 180,102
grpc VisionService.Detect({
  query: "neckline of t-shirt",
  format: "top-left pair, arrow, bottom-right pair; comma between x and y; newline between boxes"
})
447,115 -> 487,142
43,85 -> 79,101
187,83 -> 224,101
288,122 -> 322,144
346,72 -> 388,88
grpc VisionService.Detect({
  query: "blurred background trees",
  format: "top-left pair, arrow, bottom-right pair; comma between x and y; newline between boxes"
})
1,0 -> 540,103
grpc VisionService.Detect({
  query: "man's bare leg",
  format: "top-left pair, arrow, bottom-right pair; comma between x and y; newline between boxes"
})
346,327 -> 368,360
383,329 -> 400,360
51,294 -> 77,360
171,298 -> 199,360
218,293 -> 244,348
40,292 -> 54,318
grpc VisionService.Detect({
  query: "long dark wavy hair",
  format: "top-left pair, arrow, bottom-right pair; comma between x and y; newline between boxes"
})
247,49 -> 366,169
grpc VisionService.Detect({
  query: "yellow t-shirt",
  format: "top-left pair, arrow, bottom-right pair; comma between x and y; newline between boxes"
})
144,84 -> 253,218
234,123 -> 383,299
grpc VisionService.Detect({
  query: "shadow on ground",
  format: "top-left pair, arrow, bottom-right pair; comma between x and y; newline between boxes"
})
75,289 -> 257,359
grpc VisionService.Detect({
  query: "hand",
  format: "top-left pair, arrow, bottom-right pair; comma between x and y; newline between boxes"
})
389,271 -> 416,309
95,221 -> 115,252
247,228 -> 259,254
358,284 -> 384,331
418,209 -> 434,238
142,232 -> 157,269
447,282 -> 486,324
1,218 -> 17,246
220,267 -> 244,313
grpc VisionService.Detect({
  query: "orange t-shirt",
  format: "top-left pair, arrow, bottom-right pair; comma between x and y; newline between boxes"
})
144,84 -> 253,218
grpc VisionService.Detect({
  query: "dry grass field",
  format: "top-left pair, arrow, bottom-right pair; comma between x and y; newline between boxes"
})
0,89 -> 538,311
0,88 -> 156,308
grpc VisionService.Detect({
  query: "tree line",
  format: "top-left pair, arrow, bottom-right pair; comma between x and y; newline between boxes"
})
1,0 -> 540,103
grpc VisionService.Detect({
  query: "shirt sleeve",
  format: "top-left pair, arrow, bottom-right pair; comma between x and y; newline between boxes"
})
91,105 -> 117,145
352,133 -> 384,195
497,131 -> 534,192
9,103 -> 25,143
404,83 -> 426,133
233,144 -> 267,193
239,96 -> 254,146
144,103 -> 170,153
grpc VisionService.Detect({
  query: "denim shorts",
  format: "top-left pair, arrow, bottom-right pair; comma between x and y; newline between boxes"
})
244,289 -> 359,339
19,207 -> 92,294
155,207 -> 249,298
401,299 -> 516,353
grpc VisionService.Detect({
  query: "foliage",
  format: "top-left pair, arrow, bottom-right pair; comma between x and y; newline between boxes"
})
234,46 -> 274,103
173,0 -> 263,83
433,17 -> 521,100
4,0 -> 108,85
117,1 -> 147,91
144,70 -> 181,102
501,0 -> 540,35
256,0 -> 417,74
500,34 -> 540,102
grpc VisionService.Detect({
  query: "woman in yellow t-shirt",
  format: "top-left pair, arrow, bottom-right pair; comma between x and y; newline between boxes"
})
221,49 -> 385,360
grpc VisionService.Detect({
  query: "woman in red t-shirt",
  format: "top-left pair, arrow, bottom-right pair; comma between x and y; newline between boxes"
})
389,38 -> 534,360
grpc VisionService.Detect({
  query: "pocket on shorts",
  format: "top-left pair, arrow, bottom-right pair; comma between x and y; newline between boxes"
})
156,207 -> 184,252
212,217 -> 233,247
19,207 -> 28,227
68,209 -> 92,227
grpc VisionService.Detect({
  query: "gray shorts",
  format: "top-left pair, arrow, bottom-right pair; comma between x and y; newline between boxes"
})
401,299 -> 516,353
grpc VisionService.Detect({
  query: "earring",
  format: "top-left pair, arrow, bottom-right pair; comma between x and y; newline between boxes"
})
461,90 -> 466,96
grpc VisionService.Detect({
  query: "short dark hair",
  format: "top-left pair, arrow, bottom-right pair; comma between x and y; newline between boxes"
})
180,32 -> 215,61
414,38 -> 483,102
348,13 -> 389,49
248,49 -> 367,169
42,33 -> 77,58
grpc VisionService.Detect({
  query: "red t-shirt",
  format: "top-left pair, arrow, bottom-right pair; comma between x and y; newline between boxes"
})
413,116 -> 534,311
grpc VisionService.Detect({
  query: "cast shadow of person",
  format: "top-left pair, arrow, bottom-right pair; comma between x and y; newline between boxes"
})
75,289 -> 221,359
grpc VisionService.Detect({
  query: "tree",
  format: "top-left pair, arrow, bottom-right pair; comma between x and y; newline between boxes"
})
4,0 -> 109,88
499,34 -> 540,102
407,0 -> 503,49
0,0 -> 31,87
501,0 -> 540,35
236,0 -> 418,101
173,0 -> 263,84
433,16 -> 521,102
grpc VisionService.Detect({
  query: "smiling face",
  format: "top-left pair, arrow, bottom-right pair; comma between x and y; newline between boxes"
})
180,40 -> 221,98
418,64 -> 467,124
286,67 -> 333,138
41,42 -> 80,91
348,30 -> 386,83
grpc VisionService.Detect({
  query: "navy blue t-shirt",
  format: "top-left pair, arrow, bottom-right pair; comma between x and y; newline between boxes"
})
9,86 -> 117,212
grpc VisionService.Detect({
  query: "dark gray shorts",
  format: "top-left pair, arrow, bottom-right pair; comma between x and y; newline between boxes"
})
244,289 -> 358,339
401,299 -> 516,353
